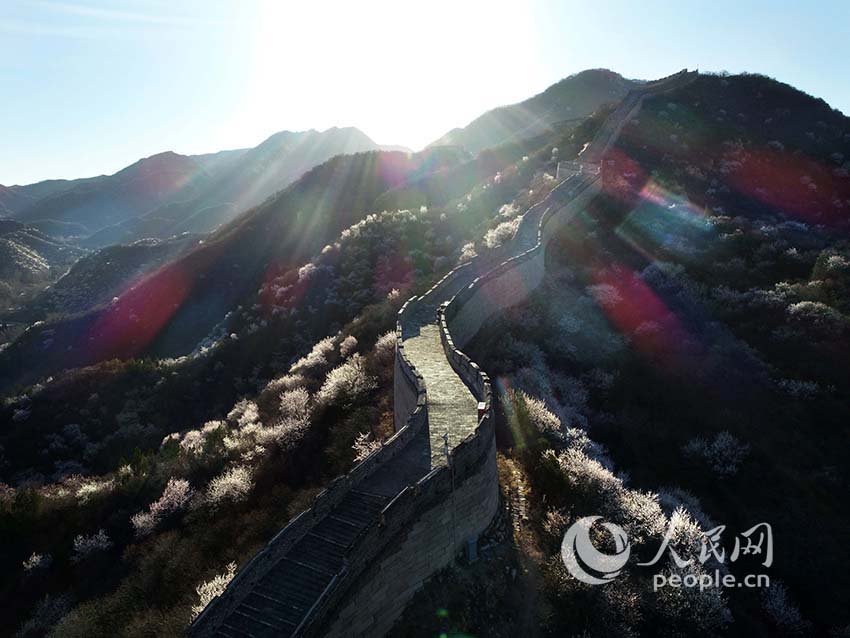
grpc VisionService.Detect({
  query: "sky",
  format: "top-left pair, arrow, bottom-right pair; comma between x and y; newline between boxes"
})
1,0 -> 849,185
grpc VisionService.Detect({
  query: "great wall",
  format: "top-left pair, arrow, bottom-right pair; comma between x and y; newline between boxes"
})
188,69 -> 698,638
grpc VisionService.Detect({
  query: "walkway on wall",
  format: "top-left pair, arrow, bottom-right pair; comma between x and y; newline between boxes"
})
188,69 -> 698,638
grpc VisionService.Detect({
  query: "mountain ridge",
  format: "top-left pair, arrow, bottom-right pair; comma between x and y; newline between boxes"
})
3,127 -> 396,246
428,68 -> 639,154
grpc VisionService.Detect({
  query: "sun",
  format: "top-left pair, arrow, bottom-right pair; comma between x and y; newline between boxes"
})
241,0 -> 542,150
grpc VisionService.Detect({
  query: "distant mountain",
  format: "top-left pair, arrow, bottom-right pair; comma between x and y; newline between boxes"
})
0,219 -> 86,310
6,127 -> 391,247
429,68 -> 638,154
0,184 -> 43,216
5,235 -> 197,324
0,147 -> 469,388
11,151 -> 217,233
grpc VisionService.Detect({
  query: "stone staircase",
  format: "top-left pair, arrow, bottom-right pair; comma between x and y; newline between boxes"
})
187,69 -> 698,638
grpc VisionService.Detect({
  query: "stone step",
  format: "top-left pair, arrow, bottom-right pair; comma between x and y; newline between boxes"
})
327,492 -> 387,527
239,591 -> 303,629
221,608 -> 281,637
214,623 -> 254,638
255,581 -> 317,610
294,534 -> 347,573
260,558 -> 333,596
312,514 -> 364,548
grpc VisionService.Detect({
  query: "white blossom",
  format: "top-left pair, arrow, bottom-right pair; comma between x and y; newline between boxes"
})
72,529 -> 112,561
339,335 -> 358,358
316,354 -> 377,407
22,552 -> 52,572
683,431 -> 750,477
352,432 -> 382,461
206,466 -> 253,509
131,478 -> 194,538
483,217 -> 521,249
191,562 -> 237,621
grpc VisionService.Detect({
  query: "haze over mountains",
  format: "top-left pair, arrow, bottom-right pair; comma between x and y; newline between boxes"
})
1,127 -> 393,249
1,70 -> 636,250
0,69 -> 635,322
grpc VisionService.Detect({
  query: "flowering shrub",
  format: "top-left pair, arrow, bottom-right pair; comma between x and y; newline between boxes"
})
372,331 -> 396,371
483,217 -> 521,249
761,580 -> 811,634
278,387 -> 311,423
586,283 -> 623,308
226,400 -> 260,430
683,431 -> 750,477
538,438 -> 731,634
191,562 -> 236,621
657,486 -> 717,530
459,242 -> 478,263
22,552 -> 51,572
205,466 -> 253,509
263,373 -> 307,396
352,431 -> 382,462
542,507 -> 569,539
787,300 -> 844,326
316,354 -> 377,408
15,594 -> 71,638
72,529 -> 112,561
291,336 -> 337,377
339,335 -> 358,358
75,478 -> 114,503
777,378 -> 820,398
169,420 -> 225,456
655,562 -> 733,633
131,478 -> 194,538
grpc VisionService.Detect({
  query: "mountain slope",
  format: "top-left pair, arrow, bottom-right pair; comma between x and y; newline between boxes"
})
5,235 -> 197,324
13,151 -> 214,232
9,127 -> 388,247
428,68 -> 638,154
0,220 -> 86,311
0,147 -> 470,388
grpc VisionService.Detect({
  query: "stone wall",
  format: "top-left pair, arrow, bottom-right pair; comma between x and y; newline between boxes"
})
447,174 -> 602,349
319,278 -> 500,637
316,143 -> 607,638
188,69 -> 699,638
323,435 -> 499,637
393,296 -> 425,431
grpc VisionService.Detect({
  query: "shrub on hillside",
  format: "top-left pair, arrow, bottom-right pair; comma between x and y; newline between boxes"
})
72,529 -> 112,561
131,478 -> 193,538
683,431 -> 750,477
316,354 -> 377,408
205,466 -> 253,509
191,562 -> 236,621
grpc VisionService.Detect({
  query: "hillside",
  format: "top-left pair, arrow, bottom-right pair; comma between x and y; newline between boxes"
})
8,127 -> 388,248
428,68 -> 638,154
455,72 -> 850,635
0,220 -> 86,311
12,151 -> 212,232
0,147 -> 474,390
4,235 -> 198,324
